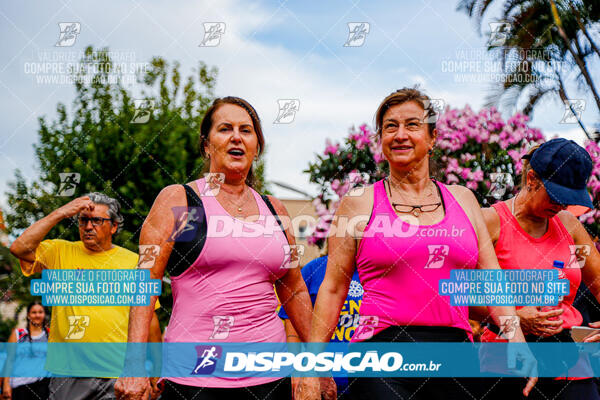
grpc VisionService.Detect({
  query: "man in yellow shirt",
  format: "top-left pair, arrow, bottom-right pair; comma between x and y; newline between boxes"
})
10,193 -> 162,400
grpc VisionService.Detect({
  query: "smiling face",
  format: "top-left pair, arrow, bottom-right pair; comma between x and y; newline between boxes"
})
204,104 -> 259,183
27,304 -> 45,326
78,204 -> 117,251
380,101 -> 436,171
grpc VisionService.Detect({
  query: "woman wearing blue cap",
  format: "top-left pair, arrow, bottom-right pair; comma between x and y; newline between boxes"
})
473,138 -> 600,399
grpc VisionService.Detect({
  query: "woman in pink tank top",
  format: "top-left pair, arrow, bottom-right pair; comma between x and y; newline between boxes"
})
475,139 -> 600,400
296,88 -> 536,400
115,97 -> 319,400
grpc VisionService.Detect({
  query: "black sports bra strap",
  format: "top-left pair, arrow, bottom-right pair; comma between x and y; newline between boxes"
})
183,183 -> 202,207
261,195 -> 289,244
164,184 -> 207,277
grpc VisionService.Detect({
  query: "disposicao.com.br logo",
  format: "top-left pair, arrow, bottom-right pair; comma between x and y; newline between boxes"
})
223,351 -> 441,374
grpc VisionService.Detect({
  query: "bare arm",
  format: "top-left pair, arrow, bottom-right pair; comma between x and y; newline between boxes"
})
469,207 -> 500,323
268,195 -> 314,342
10,196 -> 94,275
308,194 -> 359,344
125,185 -> 181,345
1,329 -> 17,398
115,185 -> 183,399
561,211 -> 600,341
561,211 -> 600,300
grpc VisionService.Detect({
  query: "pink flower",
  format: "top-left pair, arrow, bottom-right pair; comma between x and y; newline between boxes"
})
446,174 -> 459,184
466,181 -> 478,190
324,139 -> 339,156
460,168 -> 472,180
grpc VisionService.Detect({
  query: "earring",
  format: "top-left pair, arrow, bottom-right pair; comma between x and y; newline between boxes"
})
428,148 -> 433,155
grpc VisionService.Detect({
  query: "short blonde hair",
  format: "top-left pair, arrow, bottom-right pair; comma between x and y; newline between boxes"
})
520,144 -> 542,188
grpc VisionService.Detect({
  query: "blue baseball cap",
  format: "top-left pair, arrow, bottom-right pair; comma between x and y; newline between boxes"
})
523,138 -> 594,208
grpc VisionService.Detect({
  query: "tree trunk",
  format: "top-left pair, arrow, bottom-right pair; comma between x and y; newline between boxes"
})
550,0 -> 600,113
557,73 -> 592,140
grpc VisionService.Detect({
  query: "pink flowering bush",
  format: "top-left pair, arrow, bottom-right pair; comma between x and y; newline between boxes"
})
305,124 -> 387,247
580,140 -> 600,248
306,105 -> 600,247
435,106 -> 545,205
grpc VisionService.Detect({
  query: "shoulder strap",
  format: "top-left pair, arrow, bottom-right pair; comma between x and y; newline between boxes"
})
164,184 -> 208,277
16,328 -> 28,341
261,195 -> 289,244
183,183 -> 202,207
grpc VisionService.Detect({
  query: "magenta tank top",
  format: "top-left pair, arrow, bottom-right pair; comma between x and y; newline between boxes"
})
164,178 -> 288,388
352,179 -> 479,342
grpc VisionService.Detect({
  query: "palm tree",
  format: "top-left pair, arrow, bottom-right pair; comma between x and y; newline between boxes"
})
457,0 -> 600,138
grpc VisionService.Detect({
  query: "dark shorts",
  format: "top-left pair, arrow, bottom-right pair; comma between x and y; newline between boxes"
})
348,325 -> 478,400
11,378 -> 50,400
49,377 -> 116,400
159,378 -> 291,400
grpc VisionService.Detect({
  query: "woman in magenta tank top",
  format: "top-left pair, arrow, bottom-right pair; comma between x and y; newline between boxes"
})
475,139 -> 600,400
296,88 -> 536,400
115,97 -> 318,400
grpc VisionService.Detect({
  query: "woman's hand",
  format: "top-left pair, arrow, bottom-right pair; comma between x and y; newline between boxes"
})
507,331 -> 538,397
295,377 -> 321,400
516,306 -> 563,337
583,321 -> 600,342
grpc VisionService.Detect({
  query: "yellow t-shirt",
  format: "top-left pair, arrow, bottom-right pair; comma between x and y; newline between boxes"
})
31,239 -> 160,377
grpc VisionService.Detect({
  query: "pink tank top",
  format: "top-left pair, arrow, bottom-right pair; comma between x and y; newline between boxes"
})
164,178 -> 288,388
481,202 -> 582,343
352,179 -> 479,342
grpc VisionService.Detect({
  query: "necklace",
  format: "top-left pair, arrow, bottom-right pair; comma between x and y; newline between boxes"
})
385,178 -> 442,217
221,186 -> 249,214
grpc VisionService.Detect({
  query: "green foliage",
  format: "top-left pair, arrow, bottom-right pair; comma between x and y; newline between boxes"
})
4,46 -> 265,329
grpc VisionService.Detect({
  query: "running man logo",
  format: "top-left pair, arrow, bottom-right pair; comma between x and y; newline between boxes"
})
353,316 -> 379,340
209,316 -> 235,340
560,99 -> 586,124
273,99 -> 300,124
65,315 -> 90,340
199,22 -> 226,47
488,173 -> 514,200
567,244 -> 590,269
138,245 -> 160,269
498,315 -> 520,340
168,207 -> 203,242
424,245 -> 449,269
281,244 -> 305,269
55,22 -> 81,47
200,173 -> 225,196
131,99 -> 155,124
344,22 -> 370,47
422,99 -> 445,123
488,21 -> 511,47
58,172 -> 80,196
192,345 -> 222,375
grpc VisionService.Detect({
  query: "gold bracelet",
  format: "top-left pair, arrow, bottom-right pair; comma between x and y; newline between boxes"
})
287,334 -> 300,339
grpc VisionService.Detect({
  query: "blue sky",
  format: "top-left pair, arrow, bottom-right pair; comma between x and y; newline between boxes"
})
1,0 -> 598,206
